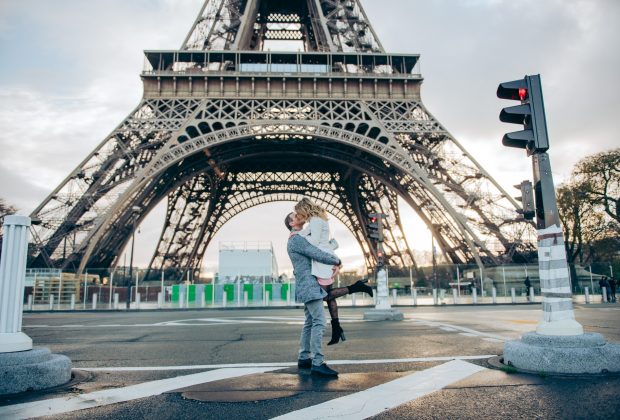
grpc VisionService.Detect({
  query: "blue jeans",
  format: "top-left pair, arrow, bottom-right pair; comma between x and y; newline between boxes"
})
298,298 -> 326,366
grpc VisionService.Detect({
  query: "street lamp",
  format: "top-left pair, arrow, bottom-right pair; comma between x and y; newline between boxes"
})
126,205 -> 141,309
430,224 -> 439,291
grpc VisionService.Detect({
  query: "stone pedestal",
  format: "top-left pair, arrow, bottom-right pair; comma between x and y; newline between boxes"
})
0,348 -> 72,394
504,332 -> 620,374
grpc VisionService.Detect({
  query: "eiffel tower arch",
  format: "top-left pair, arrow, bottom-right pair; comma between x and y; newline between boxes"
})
29,0 -> 534,278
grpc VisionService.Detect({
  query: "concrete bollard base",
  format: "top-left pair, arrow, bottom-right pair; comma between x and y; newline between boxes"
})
504,332 -> 620,374
363,309 -> 404,321
0,347 -> 72,395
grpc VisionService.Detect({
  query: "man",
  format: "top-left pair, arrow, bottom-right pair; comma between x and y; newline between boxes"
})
609,277 -> 617,303
285,211 -> 341,377
524,276 -> 532,301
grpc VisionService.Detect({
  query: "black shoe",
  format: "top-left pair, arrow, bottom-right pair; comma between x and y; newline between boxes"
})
297,358 -> 312,369
311,363 -> 338,377
347,279 -> 373,297
327,319 -> 346,345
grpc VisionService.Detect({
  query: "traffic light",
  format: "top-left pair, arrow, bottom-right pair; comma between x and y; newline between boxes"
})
376,248 -> 386,267
514,180 -> 535,220
367,213 -> 384,242
497,74 -> 549,155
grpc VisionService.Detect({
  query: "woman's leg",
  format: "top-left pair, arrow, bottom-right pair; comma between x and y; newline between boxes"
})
321,283 -> 346,345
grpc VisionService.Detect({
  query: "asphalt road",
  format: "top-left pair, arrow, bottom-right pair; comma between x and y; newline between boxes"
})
1,304 -> 619,419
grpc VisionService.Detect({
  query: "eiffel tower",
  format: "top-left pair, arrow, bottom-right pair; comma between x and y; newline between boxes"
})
29,0 -> 534,279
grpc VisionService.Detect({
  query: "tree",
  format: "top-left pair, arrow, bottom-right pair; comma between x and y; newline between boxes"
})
575,148 -> 619,223
557,182 -> 610,264
0,198 -> 18,259
557,149 -> 620,266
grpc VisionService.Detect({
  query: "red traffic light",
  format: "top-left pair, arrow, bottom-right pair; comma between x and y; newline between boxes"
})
519,88 -> 527,101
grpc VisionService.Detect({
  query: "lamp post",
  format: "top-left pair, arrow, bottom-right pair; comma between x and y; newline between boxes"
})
430,224 -> 438,291
126,206 -> 141,309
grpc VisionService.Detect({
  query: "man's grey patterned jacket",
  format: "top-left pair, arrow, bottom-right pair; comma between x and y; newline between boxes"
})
287,234 -> 341,304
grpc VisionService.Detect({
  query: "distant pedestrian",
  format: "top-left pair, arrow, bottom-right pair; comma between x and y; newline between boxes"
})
524,276 -> 532,301
599,277 -> 610,303
609,277 -> 617,303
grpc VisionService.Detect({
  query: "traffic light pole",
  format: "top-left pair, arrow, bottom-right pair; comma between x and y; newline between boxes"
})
363,213 -> 403,321
499,75 -> 620,374
531,152 -> 583,336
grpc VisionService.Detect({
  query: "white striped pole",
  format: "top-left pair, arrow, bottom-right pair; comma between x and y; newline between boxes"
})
536,225 -> 583,335
0,215 -> 33,352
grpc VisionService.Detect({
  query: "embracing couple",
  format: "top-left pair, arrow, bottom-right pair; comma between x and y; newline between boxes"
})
285,197 -> 373,377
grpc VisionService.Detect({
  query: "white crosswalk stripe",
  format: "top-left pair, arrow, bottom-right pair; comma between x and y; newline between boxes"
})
0,367 -> 282,419
271,360 -> 487,420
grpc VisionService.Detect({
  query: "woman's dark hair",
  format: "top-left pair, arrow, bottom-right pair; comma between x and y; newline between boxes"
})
284,212 -> 294,231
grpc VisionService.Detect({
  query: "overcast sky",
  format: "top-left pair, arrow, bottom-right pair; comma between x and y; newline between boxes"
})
0,0 -> 618,275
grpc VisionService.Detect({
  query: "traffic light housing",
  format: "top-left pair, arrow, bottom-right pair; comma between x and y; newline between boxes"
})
367,213 -> 384,242
514,180 -> 535,220
376,248 -> 386,267
497,75 -> 549,155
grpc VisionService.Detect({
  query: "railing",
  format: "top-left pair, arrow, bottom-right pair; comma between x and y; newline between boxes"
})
21,261 -> 618,311
141,50 -> 422,79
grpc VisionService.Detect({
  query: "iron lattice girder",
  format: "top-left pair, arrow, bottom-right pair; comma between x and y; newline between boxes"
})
28,95 -> 531,272
182,0 -> 383,53
28,99 -> 203,268
147,154 -> 415,279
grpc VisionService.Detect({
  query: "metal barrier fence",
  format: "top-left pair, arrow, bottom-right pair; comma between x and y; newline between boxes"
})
22,262 -> 618,311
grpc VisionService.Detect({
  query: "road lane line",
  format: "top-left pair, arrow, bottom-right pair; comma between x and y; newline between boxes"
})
0,367 -> 283,419
409,318 -> 511,341
78,355 -> 495,372
271,360 -> 487,420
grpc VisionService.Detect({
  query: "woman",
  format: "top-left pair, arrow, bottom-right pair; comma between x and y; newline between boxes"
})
294,197 -> 373,345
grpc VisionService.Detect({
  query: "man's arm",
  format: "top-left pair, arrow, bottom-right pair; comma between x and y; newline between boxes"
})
290,235 -> 341,266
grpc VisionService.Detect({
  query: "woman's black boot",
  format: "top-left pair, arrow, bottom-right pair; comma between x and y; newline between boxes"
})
327,319 -> 346,345
347,279 -> 373,297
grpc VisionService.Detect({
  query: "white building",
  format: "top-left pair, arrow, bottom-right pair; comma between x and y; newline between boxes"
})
217,241 -> 279,283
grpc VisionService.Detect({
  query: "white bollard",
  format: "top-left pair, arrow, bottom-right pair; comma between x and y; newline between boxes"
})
529,286 -> 535,303
472,288 -> 478,304
92,293 -> 97,310
412,289 -> 418,306
136,293 -> 141,309
452,288 -> 458,304
27,295 -> 33,311
0,215 -> 33,352
392,289 -> 398,305
511,287 -> 516,304
49,294 -> 55,311
432,289 -> 438,305
113,293 -> 119,310
157,292 -> 162,309
200,292 -> 206,308
352,293 -> 356,307
243,290 -> 248,307
222,292 -> 227,308
585,287 -> 590,304
179,292 -> 185,309
70,294 -> 75,310
492,287 -> 497,304
602,287 -> 608,303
